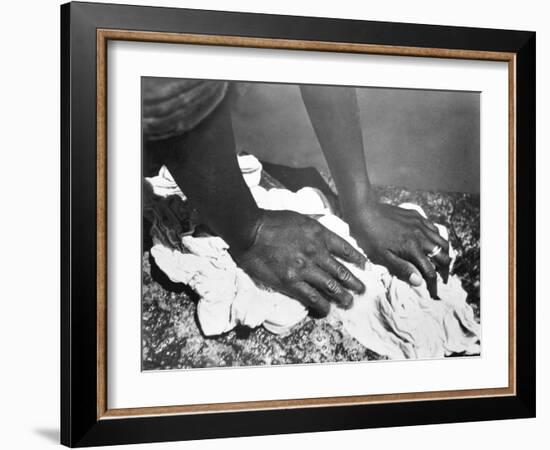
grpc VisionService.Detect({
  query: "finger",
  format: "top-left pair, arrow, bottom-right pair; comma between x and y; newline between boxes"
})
421,241 -> 451,283
385,251 -> 424,287
432,252 -> 451,283
417,232 -> 451,283
316,254 -> 365,295
394,207 -> 438,232
323,229 -> 367,269
406,244 -> 439,299
395,208 -> 442,237
419,216 -> 439,233
400,213 -> 447,247
290,282 -> 331,317
303,266 -> 354,309
418,226 -> 450,254
414,216 -> 438,234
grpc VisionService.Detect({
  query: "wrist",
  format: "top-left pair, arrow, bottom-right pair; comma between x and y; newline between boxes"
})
341,190 -> 379,228
222,206 -> 263,253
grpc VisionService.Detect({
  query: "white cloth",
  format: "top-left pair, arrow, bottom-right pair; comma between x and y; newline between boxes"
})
148,155 -> 480,359
145,154 -> 264,201
151,238 -> 308,336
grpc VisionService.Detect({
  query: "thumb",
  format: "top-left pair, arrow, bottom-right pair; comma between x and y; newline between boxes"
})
385,251 -> 423,286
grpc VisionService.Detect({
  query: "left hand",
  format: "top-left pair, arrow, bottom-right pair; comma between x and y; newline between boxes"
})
231,209 -> 367,317
348,203 -> 451,299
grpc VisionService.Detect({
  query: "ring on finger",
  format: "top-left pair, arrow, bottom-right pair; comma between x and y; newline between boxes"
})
427,245 -> 442,259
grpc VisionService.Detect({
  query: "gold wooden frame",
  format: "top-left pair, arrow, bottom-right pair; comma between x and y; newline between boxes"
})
96,29 -> 516,420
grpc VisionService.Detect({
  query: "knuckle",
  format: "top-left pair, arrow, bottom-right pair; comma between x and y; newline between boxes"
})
426,270 -> 437,281
401,232 -> 417,247
423,218 -> 435,229
342,243 -> 353,256
304,226 -> 319,241
413,228 -> 424,239
336,265 -> 351,281
303,243 -> 317,256
283,268 -> 297,283
306,220 -> 322,234
309,293 -> 320,304
326,278 -> 341,294
293,257 -> 306,269
412,216 -> 424,227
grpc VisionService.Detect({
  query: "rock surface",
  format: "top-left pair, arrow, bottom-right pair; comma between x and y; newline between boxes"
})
142,185 -> 480,370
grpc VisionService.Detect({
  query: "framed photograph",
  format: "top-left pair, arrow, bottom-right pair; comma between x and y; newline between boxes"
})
61,2 -> 536,447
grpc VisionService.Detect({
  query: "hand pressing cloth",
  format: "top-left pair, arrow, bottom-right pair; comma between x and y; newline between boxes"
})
147,156 -> 480,360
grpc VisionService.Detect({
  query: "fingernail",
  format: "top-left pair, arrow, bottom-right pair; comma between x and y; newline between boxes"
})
340,297 -> 353,310
409,273 -> 422,286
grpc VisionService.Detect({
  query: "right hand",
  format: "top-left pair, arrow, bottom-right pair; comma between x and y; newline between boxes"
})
348,202 -> 451,299
230,209 -> 367,317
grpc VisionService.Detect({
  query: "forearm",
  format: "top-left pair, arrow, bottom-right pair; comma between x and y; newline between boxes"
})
153,92 -> 261,251
300,86 -> 376,222
302,86 -> 449,296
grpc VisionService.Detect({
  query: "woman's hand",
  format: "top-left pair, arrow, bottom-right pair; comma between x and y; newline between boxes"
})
348,203 -> 451,299
231,209 -> 367,317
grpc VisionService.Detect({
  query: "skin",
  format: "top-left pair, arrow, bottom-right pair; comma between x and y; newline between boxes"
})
300,86 -> 451,299
232,209 -> 367,316
145,83 -> 451,316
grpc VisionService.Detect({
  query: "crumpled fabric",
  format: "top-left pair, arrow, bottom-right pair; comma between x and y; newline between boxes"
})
317,214 -> 478,359
147,155 -> 480,360
146,154 -> 265,202
151,238 -> 308,336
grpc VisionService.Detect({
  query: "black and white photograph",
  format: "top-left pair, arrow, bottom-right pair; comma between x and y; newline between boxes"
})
141,78 -> 481,370
51,1 -> 537,447
0,0 -> 542,446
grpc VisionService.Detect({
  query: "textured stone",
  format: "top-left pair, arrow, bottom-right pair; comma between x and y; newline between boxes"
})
141,185 -> 479,370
